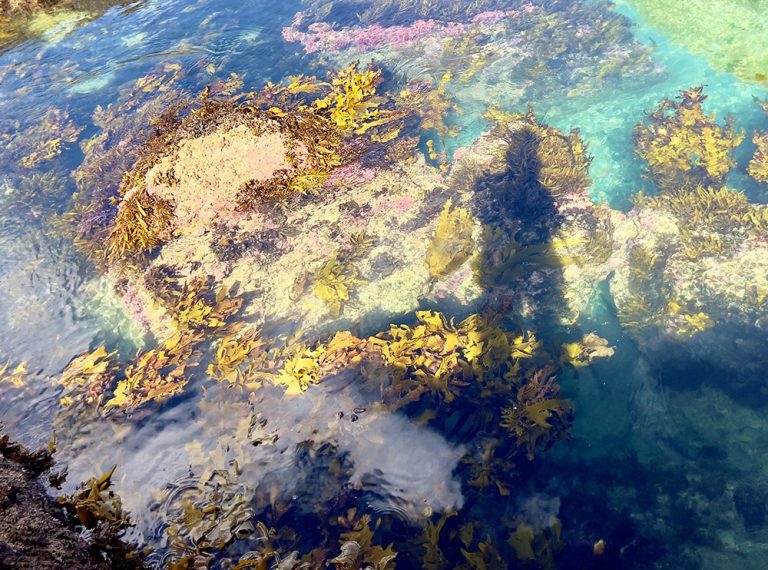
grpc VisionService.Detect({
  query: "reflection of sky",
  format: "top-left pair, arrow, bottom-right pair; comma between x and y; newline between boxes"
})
53,373 -> 465,549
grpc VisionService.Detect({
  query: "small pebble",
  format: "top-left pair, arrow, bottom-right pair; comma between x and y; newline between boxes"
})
353,407 -> 366,414
351,414 -> 359,422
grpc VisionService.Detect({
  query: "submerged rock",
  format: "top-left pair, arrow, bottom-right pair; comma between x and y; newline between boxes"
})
0,435 -> 140,569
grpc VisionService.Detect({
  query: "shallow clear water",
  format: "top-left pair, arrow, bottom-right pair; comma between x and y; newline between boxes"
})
1,0 -> 768,568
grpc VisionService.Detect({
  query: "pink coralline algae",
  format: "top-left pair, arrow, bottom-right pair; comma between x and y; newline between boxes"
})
282,8 -> 538,54
325,163 -> 378,187
390,196 -> 416,213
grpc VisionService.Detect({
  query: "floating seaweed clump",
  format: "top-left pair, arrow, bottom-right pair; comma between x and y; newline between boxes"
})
666,299 -> 715,337
274,310 -> 540,405
159,278 -> 244,331
371,310 -> 539,404
507,517 -> 563,569
162,467 -> 256,567
425,198 -> 475,279
329,515 -> 397,569
276,331 -> 372,395
633,86 -> 744,192
60,465 -> 131,531
206,327 -> 265,384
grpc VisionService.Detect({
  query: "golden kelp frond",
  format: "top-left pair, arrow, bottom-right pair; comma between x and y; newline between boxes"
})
398,72 -> 462,140
636,186 -> 768,257
749,132 -> 768,184
485,108 -> 592,197
459,312 -> 540,381
332,515 -> 397,570
276,331 -> 371,395
207,328 -> 265,383
224,549 -> 306,570
371,311 -> 469,403
313,61 -> 384,133
262,74 -> 330,103
0,360 -> 27,388
371,310 -> 538,403
58,346 -> 119,407
507,517 -> 563,569
420,512 -> 457,569
640,186 -> 750,232
106,190 -> 175,262
277,343 -> 327,395
425,199 -> 475,279
465,440 -> 511,496
161,277 -> 244,331
104,329 -> 204,412
474,227 -> 569,288
667,299 -> 715,337
560,333 -> 615,368
163,468 -> 256,563
501,368 -> 573,460
633,86 -> 744,191
60,465 -> 131,532
311,254 -> 365,318
461,537 -> 506,569
134,63 -> 184,94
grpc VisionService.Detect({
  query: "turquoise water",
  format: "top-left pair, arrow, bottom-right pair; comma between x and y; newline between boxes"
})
1,1 -> 768,568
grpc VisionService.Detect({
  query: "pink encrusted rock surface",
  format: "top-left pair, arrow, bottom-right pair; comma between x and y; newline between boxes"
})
144,122 -> 305,233
281,7 -> 539,54
98,111 -> 768,376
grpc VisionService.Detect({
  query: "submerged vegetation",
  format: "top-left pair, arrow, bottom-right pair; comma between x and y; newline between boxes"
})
633,86 -> 744,192
102,62 -> 405,266
425,199 -> 475,279
749,99 -> 768,184
5,0 -> 768,567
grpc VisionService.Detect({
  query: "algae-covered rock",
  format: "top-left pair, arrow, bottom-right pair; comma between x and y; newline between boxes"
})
76,74 -> 768,397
